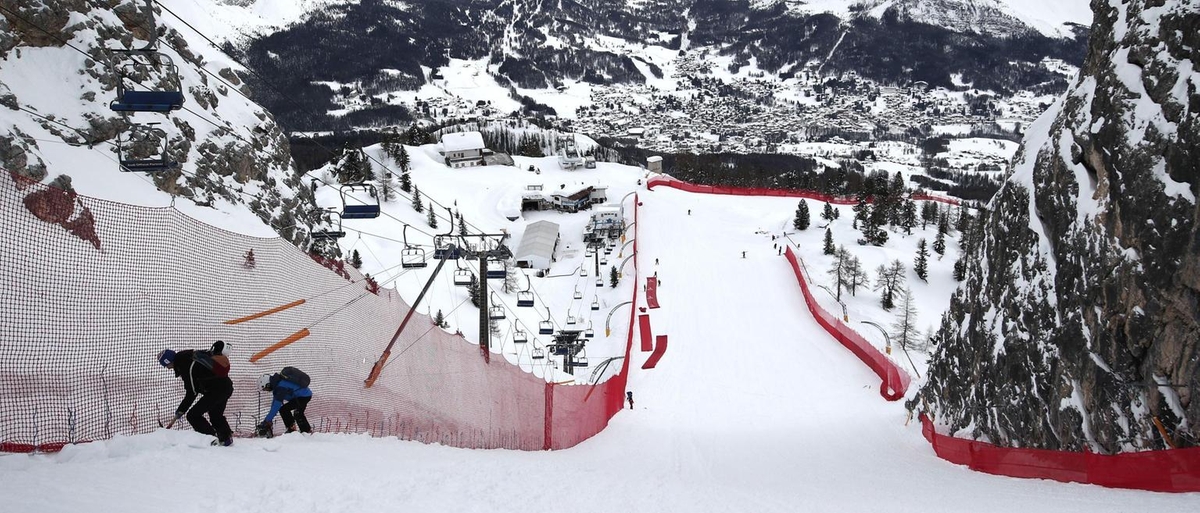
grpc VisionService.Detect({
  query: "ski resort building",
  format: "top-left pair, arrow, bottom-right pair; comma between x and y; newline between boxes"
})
558,136 -> 584,170
514,220 -> 560,270
439,131 -> 489,168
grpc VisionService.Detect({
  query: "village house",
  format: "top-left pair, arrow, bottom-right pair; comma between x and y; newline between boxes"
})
439,131 -> 490,168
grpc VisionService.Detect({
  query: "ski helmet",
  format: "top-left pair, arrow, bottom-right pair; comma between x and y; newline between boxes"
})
258,374 -> 273,391
157,349 -> 176,367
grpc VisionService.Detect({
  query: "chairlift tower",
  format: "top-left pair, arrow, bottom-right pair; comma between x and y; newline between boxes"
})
453,232 -> 512,364
550,329 -> 586,376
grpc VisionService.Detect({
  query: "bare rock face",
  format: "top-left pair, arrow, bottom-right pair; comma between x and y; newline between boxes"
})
0,0 -> 321,246
913,0 -> 1199,452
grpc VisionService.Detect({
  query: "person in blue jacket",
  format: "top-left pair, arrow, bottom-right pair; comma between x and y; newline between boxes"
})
255,371 -> 313,437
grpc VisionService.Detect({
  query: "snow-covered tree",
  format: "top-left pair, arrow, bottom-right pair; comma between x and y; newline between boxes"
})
794,200 -> 810,230
914,238 -> 929,281
890,287 -> 920,350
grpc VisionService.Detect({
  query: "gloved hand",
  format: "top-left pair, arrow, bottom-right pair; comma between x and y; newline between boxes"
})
174,411 -> 185,420
255,421 -> 274,438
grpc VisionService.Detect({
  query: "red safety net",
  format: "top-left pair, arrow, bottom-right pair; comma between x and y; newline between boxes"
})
921,414 -> 1200,492
784,247 -> 911,401
642,335 -> 668,370
646,176 -> 961,207
646,277 -> 660,308
0,172 -> 637,452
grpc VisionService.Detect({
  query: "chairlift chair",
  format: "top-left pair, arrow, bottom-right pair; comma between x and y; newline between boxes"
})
400,225 -> 428,268
591,298 -> 600,311
109,51 -> 185,113
453,260 -> 472,286
339,183 -> 381,219
433,235 -> 462,260
596,278 -> 603,288
580,267 -> 588,277
311,210 -> 346,240
573,286 -> 583,300
574,349 -> 589,367
488,293 -> 506,320
517,291 -> 534,307
532,341 -> 545,360
514,330 -> 528,344
486,265 -> 507,280
117,124 -> 178,173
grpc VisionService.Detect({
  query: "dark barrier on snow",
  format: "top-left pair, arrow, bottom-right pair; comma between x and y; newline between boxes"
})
784,247 -> 911,401
0,171 -> 638,452
646,176 -> 961,207
920,414 -> 1200,492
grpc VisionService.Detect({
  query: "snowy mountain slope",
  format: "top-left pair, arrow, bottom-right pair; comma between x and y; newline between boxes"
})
4,158 -> 1199,512
914,0 -> 1199,451
752,0 -> 1091,37
0,0 -> 318,242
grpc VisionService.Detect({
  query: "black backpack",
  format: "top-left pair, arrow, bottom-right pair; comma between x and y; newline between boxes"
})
280,366 -> 311,388
192,350 -> 230,377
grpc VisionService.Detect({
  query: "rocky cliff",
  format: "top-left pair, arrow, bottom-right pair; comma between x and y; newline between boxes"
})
913,0 -> 1198,452
0,0 -> 319,245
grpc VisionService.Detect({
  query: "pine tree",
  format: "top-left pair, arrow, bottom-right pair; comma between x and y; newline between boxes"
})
458,213 -> 467,237
900,199 -> 917,235
468,274 -> 481,308
826,247 -> 851,300
954,206 -> 971,234
397,145 -> 410,173
952,258 -> 966,281
823,228 -> 835,255
399,170 -> 412,193
350,249 -> 363,269
427,207 -> 438,228
376,169 -> 397,202
890,287 -> 919,350
794,200 -> 810,230
921,201 -> 938,230
609,266 -> 619,288
933,229 -> 946,258
412,186 -> 424,213
433,309 -> 448,328
914,238 -> 929,281
821,203 -> 837,224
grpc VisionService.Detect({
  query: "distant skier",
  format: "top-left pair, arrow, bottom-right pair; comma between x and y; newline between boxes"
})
687,209 -> 691,215
778,247 -> 782,256
655,258 -> 659,266
626,391 -> 634,410
742,251 -> 746,258
158,341 -> 234,446
256,367 -> 314,437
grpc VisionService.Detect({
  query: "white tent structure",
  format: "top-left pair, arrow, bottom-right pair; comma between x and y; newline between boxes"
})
513,220 -> 559,269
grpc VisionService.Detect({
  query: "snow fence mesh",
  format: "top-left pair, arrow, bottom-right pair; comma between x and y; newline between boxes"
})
0,170 -> 633,452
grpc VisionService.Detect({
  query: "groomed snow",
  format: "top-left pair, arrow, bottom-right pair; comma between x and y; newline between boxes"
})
3,154 -> 1196,511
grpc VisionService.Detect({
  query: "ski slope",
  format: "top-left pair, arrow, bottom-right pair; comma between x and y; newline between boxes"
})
2,175 -> 1195,511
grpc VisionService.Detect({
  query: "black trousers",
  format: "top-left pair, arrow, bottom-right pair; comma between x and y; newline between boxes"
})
187,378 -> 233,442
280,396 -> 312,433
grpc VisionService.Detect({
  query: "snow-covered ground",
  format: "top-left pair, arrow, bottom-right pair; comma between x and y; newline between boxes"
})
3,149 -> 1196,511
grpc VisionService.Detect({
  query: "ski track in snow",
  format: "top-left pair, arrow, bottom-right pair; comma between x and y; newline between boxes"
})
2,158 -> 1196,511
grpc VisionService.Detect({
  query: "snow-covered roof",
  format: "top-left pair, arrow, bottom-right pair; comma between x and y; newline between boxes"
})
514,220 -> 559,265
441,131 -> 486,152
647,156 -> 663,163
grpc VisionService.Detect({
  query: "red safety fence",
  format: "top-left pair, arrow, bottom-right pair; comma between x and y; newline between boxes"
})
784,247 -> 911,400
921,414 -> 1200,492
639,314 -> 654,352
646,277 -> 660,308
643,336 -> 668,370
646,176 -> 962,207
0,171 -> 638,452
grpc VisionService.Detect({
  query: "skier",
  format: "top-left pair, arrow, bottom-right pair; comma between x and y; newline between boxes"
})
256,367 -> 314,437
157,341 -> 234,446
655,258 -> 659,266
626,391 -> 634,410
742,251 -> 746,258
687,209 -> 691,215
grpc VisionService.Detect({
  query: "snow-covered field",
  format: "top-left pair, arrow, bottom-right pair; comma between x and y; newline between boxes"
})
3,147 -> 1195,512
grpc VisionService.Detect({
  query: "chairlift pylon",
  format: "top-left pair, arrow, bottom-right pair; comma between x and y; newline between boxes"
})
117,124 -> 178,173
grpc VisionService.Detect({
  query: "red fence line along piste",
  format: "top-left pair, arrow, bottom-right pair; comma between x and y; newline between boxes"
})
646,176 -> 960,206
784,247 -> 911,401
0,171 -> 639,453
920,414 -> 1200,493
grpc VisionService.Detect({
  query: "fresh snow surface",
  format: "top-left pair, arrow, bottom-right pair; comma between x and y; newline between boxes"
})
4,150 -> 1197,511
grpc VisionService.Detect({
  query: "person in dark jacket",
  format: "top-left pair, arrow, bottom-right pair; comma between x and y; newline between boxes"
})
256,372 -> 313,436
157,341 -> 234,446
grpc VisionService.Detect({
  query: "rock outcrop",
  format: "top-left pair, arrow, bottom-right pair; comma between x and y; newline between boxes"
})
913,0 -> 1198,452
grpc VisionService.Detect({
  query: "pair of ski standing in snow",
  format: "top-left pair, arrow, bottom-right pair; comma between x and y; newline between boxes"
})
156,341 -> 313,446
